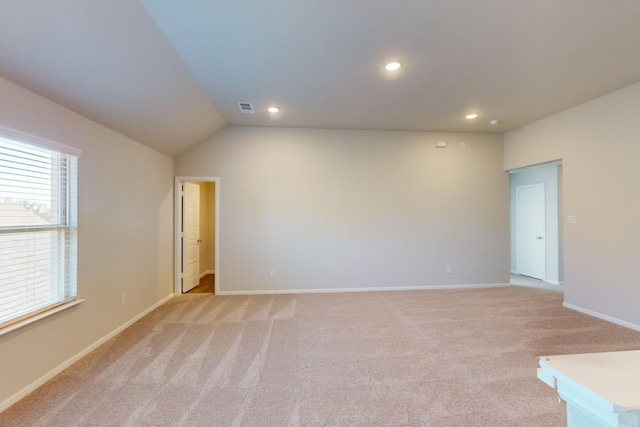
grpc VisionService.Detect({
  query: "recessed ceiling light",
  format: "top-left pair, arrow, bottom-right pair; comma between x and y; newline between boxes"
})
267,106 -> 280,113
489,119 -> 501,126
465,113 -> 479,120
385,61 -> 402,71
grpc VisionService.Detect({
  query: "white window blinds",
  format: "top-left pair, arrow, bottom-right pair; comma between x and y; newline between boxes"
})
0,130 -> 79,329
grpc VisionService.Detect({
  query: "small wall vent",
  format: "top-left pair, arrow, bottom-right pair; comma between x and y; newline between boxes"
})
436,140 -> 448,148
238,102 -> 254,114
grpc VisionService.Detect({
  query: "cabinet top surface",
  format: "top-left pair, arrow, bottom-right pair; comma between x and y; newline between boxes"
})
539,350 -> 640,411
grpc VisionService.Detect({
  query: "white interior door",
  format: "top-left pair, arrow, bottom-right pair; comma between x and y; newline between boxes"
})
516,183 -> 546,280
183,182 -> 200,292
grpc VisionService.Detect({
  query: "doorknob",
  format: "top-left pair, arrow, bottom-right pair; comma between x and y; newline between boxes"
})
197,238 -> 202,243
536,236 -> 543,240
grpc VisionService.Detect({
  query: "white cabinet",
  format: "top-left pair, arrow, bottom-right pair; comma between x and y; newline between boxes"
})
538,350 -> 640,427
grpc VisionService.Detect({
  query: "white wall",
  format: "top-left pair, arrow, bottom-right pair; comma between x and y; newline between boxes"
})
0,77 -> 175,406
176,127 -> 509,293
509,163 -> 562,284
504,81 -> 640,330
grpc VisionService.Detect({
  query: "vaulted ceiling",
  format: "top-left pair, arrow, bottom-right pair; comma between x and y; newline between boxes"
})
1,1 -> 640,157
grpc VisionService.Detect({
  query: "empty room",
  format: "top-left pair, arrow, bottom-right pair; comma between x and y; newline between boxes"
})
1,1 -> 640,426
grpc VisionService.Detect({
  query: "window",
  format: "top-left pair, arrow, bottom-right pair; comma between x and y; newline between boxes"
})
0,128 -> 79,330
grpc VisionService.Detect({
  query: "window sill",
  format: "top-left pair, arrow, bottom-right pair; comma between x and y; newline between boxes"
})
0,299 -> 86,337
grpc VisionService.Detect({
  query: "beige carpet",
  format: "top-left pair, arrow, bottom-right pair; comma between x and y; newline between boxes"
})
3,286 -> 640,426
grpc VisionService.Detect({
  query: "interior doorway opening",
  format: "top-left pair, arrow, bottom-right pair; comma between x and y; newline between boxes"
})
509,161 -> 563,290
174,176 -> 220,295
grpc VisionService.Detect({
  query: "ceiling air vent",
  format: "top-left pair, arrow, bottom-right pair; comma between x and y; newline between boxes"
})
238,102 -> 254,114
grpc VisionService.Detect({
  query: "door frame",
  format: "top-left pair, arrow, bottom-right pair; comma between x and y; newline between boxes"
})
174,176 -> 220,295
515,182 -> 546,280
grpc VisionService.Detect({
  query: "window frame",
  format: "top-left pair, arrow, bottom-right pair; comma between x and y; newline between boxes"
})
0,126 -> 82,334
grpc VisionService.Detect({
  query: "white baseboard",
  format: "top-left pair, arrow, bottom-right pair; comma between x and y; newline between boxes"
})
217,283 -> 511,296
0,293 -> 174,413
199,270 -> 215,279
563,302 -> 640,332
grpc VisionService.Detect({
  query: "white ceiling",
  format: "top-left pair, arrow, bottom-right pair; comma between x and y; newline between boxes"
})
1,1 -> 640,157
0,0 -> 224,157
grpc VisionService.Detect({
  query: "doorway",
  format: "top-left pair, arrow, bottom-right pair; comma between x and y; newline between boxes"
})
174,176 -> 220,295
509,161 -> 562,288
